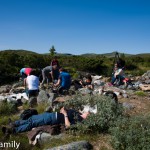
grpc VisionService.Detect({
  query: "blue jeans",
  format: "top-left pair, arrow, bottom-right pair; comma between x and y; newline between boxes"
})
14,112 -> 57,133
111,75 -> 125,85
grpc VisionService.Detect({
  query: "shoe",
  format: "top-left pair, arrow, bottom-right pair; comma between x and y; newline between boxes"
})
8,118 -> 15,128
2,126 -> 15,135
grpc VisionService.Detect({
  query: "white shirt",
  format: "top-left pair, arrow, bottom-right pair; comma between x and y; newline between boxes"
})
26,75 -> 39,90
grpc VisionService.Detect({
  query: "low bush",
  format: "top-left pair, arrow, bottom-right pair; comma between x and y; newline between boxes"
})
0,101 -> 17,115
110,115 -> 150,150
135,91 -> 147,97
63,94 -> 123,133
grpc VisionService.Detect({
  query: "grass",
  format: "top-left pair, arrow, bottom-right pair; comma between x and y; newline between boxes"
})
135,91 -> 147,96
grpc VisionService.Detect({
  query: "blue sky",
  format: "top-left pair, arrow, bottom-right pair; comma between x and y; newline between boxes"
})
0,0 -> 150,55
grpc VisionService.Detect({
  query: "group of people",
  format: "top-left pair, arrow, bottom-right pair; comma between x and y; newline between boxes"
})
20,56 -> 72,97
1,56 -> 126,137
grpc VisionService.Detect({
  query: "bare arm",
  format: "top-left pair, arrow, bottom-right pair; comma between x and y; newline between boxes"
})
49,71 -> 54,81
60,107 -> 70,128
24,78 -> 27,88
54,78 -> 61,87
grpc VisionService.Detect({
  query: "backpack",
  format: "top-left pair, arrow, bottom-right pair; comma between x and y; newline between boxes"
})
20,109 -> 38,120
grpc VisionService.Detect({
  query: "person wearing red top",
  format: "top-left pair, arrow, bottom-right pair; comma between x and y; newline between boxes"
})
51,56 -> 59,67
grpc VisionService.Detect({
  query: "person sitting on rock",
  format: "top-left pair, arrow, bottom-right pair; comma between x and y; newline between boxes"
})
2,107 -> 89,135
111,61 -> 125,86
54,67 -> 71,94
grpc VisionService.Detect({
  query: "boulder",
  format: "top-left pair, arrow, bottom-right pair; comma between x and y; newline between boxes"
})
39,133 -> 64,145
46,140 -> 92,150
29,97 -> 37,107
122,102 -> 134,110
0,85 -> 12,94
37,90 -> 49,104
139,84 -> 150,91
12,81 -> 24,88
78,88 -> 92,95
145,79 -> 150,84
48,93 -> 56,102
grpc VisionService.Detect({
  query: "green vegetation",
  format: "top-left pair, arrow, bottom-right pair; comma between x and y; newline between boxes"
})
110,115 -> 150,150
0,101 -> 17,115
135,91 -> 148,96
63,94 -> 123,134
0,49 -> 150,85
0,93 -> 150,149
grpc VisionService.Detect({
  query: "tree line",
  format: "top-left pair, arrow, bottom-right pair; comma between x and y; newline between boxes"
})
0,50 -> 150,85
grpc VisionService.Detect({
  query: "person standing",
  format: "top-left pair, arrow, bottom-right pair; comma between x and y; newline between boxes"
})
51,56 -> 59,67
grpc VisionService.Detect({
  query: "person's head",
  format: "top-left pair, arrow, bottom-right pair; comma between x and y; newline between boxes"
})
116,58 -> 125,68
52,65 -> 58,70
59,67 -> 64,72
85,74 -> 92,82
29,69 -> 37,76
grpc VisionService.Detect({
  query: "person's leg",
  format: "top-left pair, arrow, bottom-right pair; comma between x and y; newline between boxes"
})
117,75 -> 125,85
14,115 -> 44,133
111,75 -> 116,84
14,119 -> 29,127
15,122 -> 33,133
41,71 -> 46,85
28,90 -> 39,98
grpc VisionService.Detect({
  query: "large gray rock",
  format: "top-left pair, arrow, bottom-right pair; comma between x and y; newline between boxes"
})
147,71 -> 150,78
0,85 -> 12,94
48,93 -> 56,104
122,102 -> 134,110
46,140 -> 92,150
29,97 -> 37,107
12,81 -> 24,88
37,90 -> 49,104
39,133 -> 64,145
145,79 -> 150,84
78,88 -> 92,95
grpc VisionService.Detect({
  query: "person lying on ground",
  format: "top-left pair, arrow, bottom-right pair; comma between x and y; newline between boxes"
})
54,67 -> 71,94
2,107 -> 89,135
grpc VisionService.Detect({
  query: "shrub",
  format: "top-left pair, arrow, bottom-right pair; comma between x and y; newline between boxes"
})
135,91 -> 147,97
63,94 -> 123,133
0,101 -> 17,115
110,115 -> 150,150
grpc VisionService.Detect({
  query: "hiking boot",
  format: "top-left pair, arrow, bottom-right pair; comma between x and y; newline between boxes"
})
2,126 -> 15,135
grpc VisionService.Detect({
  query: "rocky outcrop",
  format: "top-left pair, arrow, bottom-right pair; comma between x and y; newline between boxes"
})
46,140 -> 92,150
0,85 -> 12,94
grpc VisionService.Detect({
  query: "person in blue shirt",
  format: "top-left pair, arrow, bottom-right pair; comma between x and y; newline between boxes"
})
54,67 -> 71,94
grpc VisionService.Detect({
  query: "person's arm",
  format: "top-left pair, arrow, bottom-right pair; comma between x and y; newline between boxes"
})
54,78 -> 61,87
60,107 -> 70,128
50,71 -> 54,81
115,69 -> 123,77
24,78 -> 27,88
